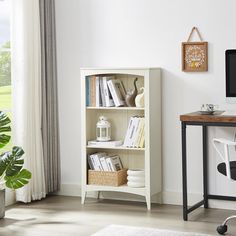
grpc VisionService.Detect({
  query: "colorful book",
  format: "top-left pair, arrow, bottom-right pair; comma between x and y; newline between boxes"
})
90,76 -> 96,107
86,76 -> 90,106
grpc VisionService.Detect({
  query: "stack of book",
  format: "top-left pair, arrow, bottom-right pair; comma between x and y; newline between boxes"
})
123,116 -> 145,148
88,152 -> 123,171
86,76 -> 126,107
88,140 -> 123,147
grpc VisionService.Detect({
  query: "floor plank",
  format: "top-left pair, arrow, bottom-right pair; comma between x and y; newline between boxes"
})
0,196 -> 235,236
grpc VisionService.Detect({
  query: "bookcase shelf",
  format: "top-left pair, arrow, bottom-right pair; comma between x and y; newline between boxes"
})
85,184 -> 146,196
86,146 -> 145,151
81,68 -> 162,210
86,107 -> 145,111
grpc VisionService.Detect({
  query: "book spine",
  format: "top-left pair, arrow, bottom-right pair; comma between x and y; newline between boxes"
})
102,77 -> 109,107
128,117 -> 137,147
102,77 -> 115,107
139,118 -> 145,148
106,158 -> 115,171
95,76 -> 101,107
87,156 -> 94,170
131,117 -> 140,147
117,156 -> 123,169
113,79 -> 125,106
107,80 -> 120,106
135,118 -> 144,148
110,156 -> 122,171
100,157 -> 109,171
95,155 -> 104,171
90,76 -> 96,107
99,77 -> 106,106
123,117 -> 133,146
90,153 -> 105,171
90,155 -> 99,170
86,76 -> 90,106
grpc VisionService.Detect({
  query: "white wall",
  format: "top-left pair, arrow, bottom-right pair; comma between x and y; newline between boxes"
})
55,0 -> 236,207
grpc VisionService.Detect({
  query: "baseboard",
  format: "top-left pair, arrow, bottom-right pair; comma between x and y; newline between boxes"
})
56,184 -> 81,197
57,184 -> 236,210
162,191 -> 236,210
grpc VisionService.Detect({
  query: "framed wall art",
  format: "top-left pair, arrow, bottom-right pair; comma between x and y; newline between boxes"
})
182,27 -> 208,72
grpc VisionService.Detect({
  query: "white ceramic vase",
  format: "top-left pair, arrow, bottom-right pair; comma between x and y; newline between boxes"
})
135,87 -> 144,108
127,169 -> 145,188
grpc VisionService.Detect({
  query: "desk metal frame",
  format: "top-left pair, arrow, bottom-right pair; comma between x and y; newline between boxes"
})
181,120 -> 236,221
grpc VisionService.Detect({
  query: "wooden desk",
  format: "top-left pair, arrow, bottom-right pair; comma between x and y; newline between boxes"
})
180,111 -> 236,221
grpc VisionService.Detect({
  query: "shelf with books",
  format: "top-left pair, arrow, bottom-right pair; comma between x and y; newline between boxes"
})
81,68 -> 161,210
85,73 -> 144,108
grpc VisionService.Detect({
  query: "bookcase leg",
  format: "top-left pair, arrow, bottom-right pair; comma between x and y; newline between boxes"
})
145,195 -> 151,210
81,191 -> 86,204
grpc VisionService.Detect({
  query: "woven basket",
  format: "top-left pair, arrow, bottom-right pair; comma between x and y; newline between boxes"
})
88,168 -> 128,186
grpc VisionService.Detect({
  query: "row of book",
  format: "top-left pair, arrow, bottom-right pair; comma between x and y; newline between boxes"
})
86,76 -> 126,107
123,116 -> 145,148
88,152 -> 123,171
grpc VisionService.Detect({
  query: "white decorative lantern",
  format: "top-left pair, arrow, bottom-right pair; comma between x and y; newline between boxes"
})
96,116 -> 111,142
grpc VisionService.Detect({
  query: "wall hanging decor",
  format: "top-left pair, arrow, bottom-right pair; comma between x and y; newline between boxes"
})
182,27 -> 208,72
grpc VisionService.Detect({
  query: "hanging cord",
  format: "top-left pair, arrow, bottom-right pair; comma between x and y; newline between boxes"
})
187,27 -> 203,42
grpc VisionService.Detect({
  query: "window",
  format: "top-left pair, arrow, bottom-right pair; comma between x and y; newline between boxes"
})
0,0 -> 11,152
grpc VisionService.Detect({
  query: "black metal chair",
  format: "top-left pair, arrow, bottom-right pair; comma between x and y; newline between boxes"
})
213,138 -> 236,235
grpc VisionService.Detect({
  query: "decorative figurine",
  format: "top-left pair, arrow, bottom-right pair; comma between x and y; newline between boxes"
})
135,87 -> 144,108
96,116 -> 111,142
125,78 -> 138,107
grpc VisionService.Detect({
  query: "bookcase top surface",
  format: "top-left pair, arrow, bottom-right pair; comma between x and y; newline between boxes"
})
80,67 -> 161,71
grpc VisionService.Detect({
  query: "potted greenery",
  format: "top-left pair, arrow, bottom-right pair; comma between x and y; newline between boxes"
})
0,111 -> 31,218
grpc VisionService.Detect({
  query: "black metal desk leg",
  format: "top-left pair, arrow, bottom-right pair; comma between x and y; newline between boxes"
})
182,122 -> 188,221
203,125 -> 208,208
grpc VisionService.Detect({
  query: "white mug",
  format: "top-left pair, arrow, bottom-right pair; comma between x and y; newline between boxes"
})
201,104 -> 218,112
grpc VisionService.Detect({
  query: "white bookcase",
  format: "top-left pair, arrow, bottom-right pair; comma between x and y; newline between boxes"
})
81,68 -> 161,210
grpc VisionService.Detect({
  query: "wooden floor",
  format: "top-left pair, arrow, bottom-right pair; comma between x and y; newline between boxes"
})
0,196 -> 236,236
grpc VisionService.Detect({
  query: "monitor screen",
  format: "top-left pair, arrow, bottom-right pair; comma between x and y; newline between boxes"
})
226,50 -> 236,97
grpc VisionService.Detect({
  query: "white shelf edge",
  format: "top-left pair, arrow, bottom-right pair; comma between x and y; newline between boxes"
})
80,67 -> 160,70
86,107 -> 145,111
86,146 -> 145,151
85,184 -> 146,196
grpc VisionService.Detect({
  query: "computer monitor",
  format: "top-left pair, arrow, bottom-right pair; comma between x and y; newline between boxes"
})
226,49 -> 236,103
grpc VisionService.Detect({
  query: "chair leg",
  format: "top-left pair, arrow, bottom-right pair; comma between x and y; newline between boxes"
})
217,215 -> 236,235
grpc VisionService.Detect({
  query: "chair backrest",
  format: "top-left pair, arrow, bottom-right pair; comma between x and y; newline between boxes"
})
212,138 -> 236,180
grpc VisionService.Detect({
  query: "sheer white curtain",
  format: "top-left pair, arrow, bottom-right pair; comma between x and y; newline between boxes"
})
11,0 -> 46,202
